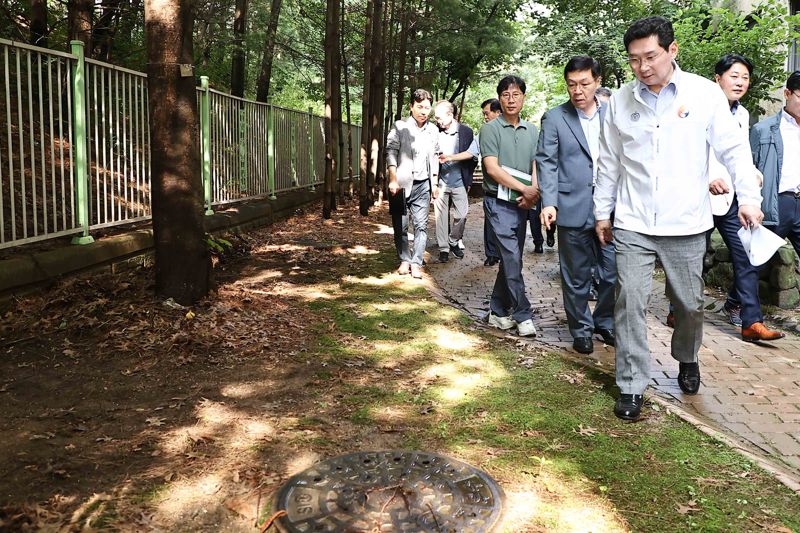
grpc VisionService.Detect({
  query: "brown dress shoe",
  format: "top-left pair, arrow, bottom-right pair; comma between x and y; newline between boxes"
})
411,264 -> 423,279
398,261 -> 410,275
742,322 -> 785,342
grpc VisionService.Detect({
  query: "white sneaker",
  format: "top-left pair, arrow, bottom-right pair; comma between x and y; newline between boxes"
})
457,239 -> 465,250
488,312 -> 514,330
516,319 -> 537,337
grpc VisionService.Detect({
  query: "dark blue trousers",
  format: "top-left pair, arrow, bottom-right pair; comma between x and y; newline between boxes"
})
713,198 -> 762,328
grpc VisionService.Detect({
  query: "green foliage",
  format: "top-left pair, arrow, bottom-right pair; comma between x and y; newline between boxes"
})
531,0 -> 681,88
673,0 -> 800,116
205,235 -> 233,255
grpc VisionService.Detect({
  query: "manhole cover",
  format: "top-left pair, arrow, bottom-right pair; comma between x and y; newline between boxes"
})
273,450 -> 504,532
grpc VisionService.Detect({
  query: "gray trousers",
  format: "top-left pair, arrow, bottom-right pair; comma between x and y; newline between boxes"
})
558,222 -> 616,338
392,180 -> 430,266
614,228 -> 705,394
434,184 -> 469,251
486,197 -> 532,323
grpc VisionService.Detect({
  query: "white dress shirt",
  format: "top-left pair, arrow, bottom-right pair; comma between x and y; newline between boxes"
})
779,110 -> 800,194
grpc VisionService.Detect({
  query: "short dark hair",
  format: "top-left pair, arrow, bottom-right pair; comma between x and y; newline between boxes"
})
715,54 -> 753,77
481,98 -> 501,112
595,87 -> 612,99
497,75 -> 526,96
564,56 -> 602,79
787,71 -> 800,92
411,88 -> 432,104
623,16 -> 674,52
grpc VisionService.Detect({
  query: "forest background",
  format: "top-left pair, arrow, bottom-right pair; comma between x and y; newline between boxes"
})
3,0 -> 799,131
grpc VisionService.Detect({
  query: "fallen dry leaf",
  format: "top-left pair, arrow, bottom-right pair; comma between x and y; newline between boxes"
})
575,424 -> 598,437
145,417 -> 166,427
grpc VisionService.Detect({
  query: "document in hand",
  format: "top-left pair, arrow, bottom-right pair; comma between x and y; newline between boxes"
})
737,225 -> 787,266
497,165 -> 531,203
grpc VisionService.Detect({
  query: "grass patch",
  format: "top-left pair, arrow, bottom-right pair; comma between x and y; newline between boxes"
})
308,249 -> 800,532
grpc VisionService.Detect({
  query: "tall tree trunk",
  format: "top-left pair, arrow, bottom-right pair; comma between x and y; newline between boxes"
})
457,85 -> 466,121
30,0 -> 48,47
358,0 -> 374,215
69,0 -> 94,52
394,0 -> 408,120
144,0 -> 210,304
255,0 -> 283,102
231,0 -> 248,97
333,1 -> 344,204
370,0 -> 389,201
323,0 -> 340,218
365,0 -> 383,207
384,0 -> 396,137
341,0 -> 353,198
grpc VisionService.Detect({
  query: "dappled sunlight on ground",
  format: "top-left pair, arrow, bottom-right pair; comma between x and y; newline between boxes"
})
155,472 -> 225,519
230,269 -> 283,285
263,281 -> 341,301
365,221 -> 394,235
339,245 -> 380,255
426,324 -> 482,352
422,357 -> 507,406
500,489 -> 542,531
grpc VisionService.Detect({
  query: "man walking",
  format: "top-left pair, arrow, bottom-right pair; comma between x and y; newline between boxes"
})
386,89 -> 439,279
594,17 -> 763,420
707,55 -> 783,342
481,75 -> 540,337
538,56 -> 616,355
433,100 -> 477,262
750,71 -> 800,274
481,98 -> 502,266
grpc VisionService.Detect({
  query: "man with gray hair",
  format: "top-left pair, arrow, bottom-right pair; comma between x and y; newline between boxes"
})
433,100 -> 477,262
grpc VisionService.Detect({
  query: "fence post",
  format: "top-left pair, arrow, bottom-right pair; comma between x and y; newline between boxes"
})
200,76 -> 214,215
70,40 -> 94,245
238,101 -> 247,196
308,107 -> 315,192
267,104 -> 276,199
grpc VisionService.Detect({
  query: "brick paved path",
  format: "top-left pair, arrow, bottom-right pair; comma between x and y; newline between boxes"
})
426,200 -> 800,480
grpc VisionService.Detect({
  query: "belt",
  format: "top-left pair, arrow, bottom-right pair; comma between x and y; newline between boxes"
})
484,191 -> 497,198
779,190 -> 800,199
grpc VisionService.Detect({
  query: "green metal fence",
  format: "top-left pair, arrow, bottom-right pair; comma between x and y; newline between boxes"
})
0,37 -> 361,251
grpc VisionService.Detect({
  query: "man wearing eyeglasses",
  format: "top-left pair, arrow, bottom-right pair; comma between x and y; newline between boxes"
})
480,75 -> 541,337
594,16 -> 763,421
750,71 -> 800,271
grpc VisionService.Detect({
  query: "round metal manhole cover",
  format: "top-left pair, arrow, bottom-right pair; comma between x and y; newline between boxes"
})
273,450 -> 505,532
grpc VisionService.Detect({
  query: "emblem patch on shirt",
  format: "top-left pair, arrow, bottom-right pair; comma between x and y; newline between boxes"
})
677,105 -> 690,118
630,112 -> 640,122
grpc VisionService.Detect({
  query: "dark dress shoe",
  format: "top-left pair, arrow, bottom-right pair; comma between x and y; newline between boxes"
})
484,257 -> 499,266
593,327 -> 615,346
450,244 -> 464,259
439,251 -> 449,263
534,244 -> 544,253
666,311 -> 675,328
678,362 -> 700,394
546,229 -> 556,248
614,394 -> 644,420
572,336 -> 593,354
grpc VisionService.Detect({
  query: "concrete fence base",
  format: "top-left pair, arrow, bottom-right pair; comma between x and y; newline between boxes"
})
0,188 -> 325,303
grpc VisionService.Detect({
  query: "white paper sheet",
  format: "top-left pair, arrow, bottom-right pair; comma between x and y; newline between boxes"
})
737,225 -> 787,266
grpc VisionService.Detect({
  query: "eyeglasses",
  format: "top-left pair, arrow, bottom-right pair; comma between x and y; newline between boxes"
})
499,91 -> 523,101
790,90 -> 800,98
628,48 -> 667,69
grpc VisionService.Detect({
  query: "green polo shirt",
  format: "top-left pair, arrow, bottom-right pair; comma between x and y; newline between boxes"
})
479,115 -> 538,197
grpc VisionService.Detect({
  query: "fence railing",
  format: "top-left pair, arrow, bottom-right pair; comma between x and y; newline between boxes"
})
0,38 -> 361,251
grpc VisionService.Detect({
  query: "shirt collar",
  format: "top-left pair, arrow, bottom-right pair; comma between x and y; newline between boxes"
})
497,115 -> 527,128
782,109 -> 800,127
638,60 -> 680,97
577,98 -> 601,120
730,100 -> 740,115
